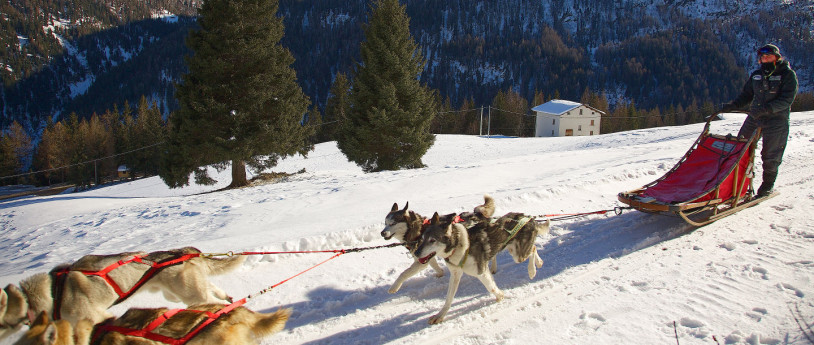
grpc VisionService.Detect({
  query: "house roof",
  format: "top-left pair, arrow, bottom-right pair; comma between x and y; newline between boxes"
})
531,99 -> 582,115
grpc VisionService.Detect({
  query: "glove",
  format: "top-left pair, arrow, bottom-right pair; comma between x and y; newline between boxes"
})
719,103 -> 737,113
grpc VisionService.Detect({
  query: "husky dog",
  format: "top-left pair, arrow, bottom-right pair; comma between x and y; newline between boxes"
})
2,247 -> 245,329
381,195 -> 495,294
13,305 -> 290,345
415,212 -> 549,324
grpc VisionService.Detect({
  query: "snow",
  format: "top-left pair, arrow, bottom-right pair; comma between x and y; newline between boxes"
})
532,99 -> 582,115
2,112 -> 814,344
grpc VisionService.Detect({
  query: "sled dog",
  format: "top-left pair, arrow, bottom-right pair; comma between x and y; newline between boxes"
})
13,305 -> 290,345
381,195 -> 495,293
2,247 -> 245,329
414,212 -> 549,324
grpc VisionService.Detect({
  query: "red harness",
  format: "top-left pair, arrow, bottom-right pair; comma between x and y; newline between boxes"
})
92,298 -> 246,345
51,253 -> 200,320
421,214 -> 464,226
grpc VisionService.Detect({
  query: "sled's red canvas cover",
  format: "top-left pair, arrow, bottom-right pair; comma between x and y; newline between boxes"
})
640,135 -> 752,204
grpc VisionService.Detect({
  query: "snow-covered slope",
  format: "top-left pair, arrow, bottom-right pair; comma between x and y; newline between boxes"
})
2,112 -> 813,344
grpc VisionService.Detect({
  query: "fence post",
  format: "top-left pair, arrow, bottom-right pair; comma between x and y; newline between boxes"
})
487,106 -> 492,137
479,106 -> 483,136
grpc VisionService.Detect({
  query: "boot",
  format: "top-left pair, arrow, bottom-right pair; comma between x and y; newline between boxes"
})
756,184 -> 773,198
756,172 -> 776,198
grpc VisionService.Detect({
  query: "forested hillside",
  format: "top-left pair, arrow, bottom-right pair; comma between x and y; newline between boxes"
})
1,0 -> 812,134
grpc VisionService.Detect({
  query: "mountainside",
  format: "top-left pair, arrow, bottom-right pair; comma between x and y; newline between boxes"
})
1,0 -> 812,133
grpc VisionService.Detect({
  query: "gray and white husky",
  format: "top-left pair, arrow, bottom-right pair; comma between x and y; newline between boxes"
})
414,212 -> 549,324
380,195 -> 495,294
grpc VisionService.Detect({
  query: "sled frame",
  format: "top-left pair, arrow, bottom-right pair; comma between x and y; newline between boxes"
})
618,114 -> 764,226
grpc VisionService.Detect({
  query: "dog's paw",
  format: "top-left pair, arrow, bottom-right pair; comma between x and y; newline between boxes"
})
429,314 -> 445,325
494,289 -> 505,302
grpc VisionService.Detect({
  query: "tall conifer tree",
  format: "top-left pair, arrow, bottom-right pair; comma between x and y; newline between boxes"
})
161,0 -> 312,188
336,0 -> 436,172
322,72 -> 350,142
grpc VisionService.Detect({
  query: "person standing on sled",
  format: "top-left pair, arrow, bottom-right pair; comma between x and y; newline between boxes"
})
720,44 -> 798,198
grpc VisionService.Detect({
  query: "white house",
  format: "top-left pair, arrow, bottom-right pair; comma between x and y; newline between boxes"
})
532,99 -> 604,137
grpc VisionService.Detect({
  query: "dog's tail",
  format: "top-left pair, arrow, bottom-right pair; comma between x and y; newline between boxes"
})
474,194 -> 496,219
536,218 -> 551,237
201,254 -> 247,276
252,308 -> 292,338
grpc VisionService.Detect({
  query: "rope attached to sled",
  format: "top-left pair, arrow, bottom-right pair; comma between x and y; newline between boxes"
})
199,242 -> 408,296
540,206 -> 631,222
199,241 -> 407,259
92,242 -> 408,345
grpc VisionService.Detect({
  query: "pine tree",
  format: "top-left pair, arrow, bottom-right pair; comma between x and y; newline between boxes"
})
162,0 -> 312,188
336,0 -> 436,172
306,104 -> 323,144
491,88 -> 529,137
0,130 -> 16,185
0,121 -> 33,184
322,72 -> 350,142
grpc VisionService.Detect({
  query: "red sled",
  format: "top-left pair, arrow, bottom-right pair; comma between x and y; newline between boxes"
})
618,113 -> 774,226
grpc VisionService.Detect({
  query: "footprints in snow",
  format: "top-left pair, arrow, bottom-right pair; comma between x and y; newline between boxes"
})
576,311 -> 607,331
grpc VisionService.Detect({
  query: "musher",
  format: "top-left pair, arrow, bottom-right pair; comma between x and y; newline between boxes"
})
720,43 -> 798,198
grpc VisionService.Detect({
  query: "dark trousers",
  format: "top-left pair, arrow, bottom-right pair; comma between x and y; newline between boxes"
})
738,114 -> 790,191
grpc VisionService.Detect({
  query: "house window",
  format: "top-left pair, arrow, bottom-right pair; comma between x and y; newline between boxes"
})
578,125 -> 582,131
590,120 -> 595,126
552,119 -> 555,125
565,129 -> 574,136
580,109 -> 583,115
590,131 -> 594,135
551,130 -> 554,136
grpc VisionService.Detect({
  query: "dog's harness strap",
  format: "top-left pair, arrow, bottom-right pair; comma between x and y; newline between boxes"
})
421,214 -> 464,227
453,247 -> 470,268
109,253 -> 201,304
52,253 -> 201,320
50,269 -> 68,321
93,299 -> 247,345
499,216 -> 532,248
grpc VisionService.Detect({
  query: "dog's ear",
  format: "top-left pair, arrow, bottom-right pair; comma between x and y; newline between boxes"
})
40,321 -> 58,345
0,287 -> 7,316
431,212 -> 440,224
403,202 -> 409,211
391,203 -> 399,212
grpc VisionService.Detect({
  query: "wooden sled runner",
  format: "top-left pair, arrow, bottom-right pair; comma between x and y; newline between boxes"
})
618,113 -> 775,226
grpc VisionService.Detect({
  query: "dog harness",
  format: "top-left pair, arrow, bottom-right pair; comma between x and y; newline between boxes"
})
91,299 -> 246,345
51,253 -> 200,320
448,216 -> 533,268
499,216 -> 532,248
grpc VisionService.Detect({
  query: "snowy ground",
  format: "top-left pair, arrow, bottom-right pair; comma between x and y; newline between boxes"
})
1,112 -> 813,344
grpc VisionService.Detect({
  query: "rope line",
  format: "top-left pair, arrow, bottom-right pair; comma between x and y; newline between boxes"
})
208,242 -> 409,301
540,206 -> 631,222
200,242 -> 407,259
